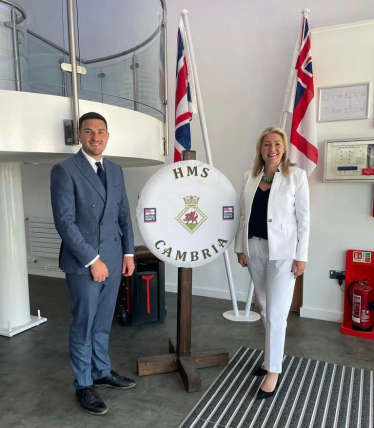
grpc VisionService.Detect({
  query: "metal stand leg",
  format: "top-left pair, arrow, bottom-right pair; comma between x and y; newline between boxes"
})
222,279 -> 260,322
223,251 -> 239,316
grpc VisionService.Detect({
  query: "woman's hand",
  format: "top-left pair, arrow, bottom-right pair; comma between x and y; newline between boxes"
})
237,253 -> 248,267
291,260 -> 306,278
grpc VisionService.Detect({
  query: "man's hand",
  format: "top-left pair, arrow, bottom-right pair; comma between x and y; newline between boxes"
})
122,256 -> 135,277
90,258 -> 109,282
291,260 -> 307,279
237,253 -> 248,267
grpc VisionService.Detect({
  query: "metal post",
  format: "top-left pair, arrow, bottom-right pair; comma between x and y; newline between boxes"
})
66,0 -> 79,144
244,281 -> 255,316
181,10 -> 260,322
98,72 -> 105,104
180,10 -> 244,319
131,53 -> 139,112
161,9 -> 169,156
243,281 -> 260,321
11,6 -> 21,91
180,10 -> 213,165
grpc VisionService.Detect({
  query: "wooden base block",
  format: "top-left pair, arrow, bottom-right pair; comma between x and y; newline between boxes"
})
169,337 -> 228,368
179,356 -> 201,392
137,353 -> 178,376
138,338 -> 229,391
194,348 -> 229,368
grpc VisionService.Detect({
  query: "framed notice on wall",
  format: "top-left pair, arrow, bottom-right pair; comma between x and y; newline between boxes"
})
318,83 -> 370,122
324,138 -> 374,182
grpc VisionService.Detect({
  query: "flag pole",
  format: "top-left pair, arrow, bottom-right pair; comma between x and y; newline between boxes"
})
181,10 -> 259,322
180,10 -> 213,165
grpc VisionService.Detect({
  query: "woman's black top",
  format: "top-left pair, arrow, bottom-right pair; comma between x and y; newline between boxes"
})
248,186 -> 270,240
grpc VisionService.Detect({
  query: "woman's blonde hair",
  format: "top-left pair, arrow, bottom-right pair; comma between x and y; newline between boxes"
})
252,126 -> 296,177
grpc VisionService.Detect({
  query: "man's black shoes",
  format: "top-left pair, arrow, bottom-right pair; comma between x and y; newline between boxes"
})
76,386 -> 108,415
93,370 -> 137,390
75,372 -> 136,415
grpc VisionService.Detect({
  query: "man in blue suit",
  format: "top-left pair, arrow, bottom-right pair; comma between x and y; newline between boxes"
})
51,112 -> 136,415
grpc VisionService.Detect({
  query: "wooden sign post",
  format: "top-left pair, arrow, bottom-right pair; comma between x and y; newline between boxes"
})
137,151 -> 229,392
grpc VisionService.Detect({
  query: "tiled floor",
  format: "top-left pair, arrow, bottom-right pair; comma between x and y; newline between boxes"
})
1,275 -> 374,428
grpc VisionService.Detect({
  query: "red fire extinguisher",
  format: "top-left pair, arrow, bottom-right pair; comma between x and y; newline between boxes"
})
347,280 -> 374,331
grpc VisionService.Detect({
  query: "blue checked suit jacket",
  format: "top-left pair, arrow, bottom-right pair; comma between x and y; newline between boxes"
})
50,149 -> 134,275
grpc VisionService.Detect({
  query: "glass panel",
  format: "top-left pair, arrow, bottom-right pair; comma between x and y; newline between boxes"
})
76,0 -> 165,122
101,57 -> 134,107
15,0 -> 67,95
26,34 -> 67,96
137,32 -> 166,121
79,56 -> 135,107
78,65 -> 105,103
76,0 -> 162,61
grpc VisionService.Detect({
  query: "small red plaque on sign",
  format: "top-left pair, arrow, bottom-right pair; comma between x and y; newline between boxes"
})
362,168 -> 374,175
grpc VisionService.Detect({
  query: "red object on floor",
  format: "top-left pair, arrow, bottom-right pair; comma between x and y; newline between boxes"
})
341,249 -> 374,339
142,274 -> 154,314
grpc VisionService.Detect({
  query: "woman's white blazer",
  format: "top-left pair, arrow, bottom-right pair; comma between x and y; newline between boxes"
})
234,166 -> 310,262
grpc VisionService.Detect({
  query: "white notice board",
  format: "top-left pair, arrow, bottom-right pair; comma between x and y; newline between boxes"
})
318,83 -> 370,122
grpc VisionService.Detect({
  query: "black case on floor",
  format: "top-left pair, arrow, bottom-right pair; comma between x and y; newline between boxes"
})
116,247 -> 166,326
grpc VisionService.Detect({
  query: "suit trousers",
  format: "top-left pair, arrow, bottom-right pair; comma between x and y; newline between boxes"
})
246,237 -> 295,373
66,268 -> 122,389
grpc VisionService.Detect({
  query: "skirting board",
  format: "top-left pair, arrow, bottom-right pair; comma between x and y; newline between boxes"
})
26,272 -> 342,323
300,305 -> 342,323
166,282 -> 249,302
28,268 -> 65,279
28,270 -> 249,301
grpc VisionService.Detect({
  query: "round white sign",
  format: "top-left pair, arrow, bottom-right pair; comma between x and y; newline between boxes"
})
136,160 -> 239,267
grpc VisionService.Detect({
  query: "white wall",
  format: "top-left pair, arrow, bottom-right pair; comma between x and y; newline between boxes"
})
21,0 -> 374,318
301,21 -> 374,322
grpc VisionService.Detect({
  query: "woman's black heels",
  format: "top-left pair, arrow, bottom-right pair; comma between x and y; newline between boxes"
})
256,379 -> 280,400
253,366 -> 267,377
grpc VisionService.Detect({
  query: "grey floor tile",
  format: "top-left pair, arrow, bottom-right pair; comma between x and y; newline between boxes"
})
1,275 -> 374,428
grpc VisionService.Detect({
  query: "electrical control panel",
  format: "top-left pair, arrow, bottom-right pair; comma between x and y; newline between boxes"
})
324,139 -> 374,182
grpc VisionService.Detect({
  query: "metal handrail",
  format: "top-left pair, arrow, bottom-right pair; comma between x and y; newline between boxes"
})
80,25 -> 162,65
27,24 -> 162,65
0,0 -> 26,22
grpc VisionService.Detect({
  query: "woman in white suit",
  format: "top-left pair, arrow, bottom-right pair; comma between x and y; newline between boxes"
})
235,126 -> 309,400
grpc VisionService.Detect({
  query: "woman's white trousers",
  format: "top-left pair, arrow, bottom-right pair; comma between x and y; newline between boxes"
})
247,237 -> 296,373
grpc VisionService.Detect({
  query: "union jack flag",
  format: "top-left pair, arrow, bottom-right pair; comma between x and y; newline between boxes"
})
174,22 -> 194,162
282,15 -> 318,176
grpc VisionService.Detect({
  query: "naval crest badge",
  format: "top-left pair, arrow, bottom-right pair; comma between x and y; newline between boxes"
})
176,196 -> 207,234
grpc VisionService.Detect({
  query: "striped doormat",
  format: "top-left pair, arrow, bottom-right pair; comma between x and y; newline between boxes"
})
179,347 -> 374,428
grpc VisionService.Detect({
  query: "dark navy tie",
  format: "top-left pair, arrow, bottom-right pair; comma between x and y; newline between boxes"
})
95,162 -> 106,188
